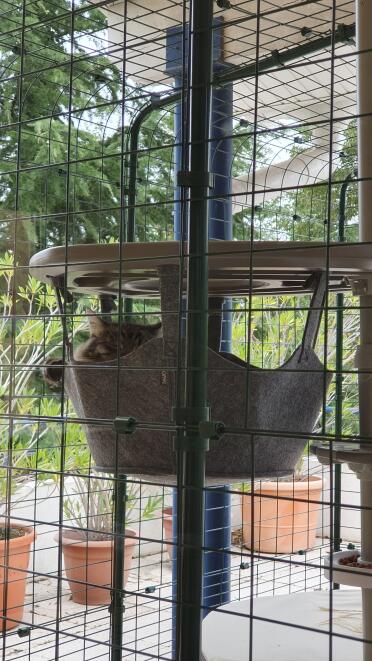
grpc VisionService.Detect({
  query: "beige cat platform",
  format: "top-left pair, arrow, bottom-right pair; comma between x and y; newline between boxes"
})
29,240 -> 372,482
29,240 -> 372,297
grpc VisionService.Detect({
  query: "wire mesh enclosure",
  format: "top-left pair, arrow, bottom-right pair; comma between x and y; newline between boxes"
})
1,0 -> 372,660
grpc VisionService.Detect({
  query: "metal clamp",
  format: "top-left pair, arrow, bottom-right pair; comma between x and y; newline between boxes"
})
216,0 -> 232,8
198,420 -> 225,440
270,49 -> 284,67
348,276 -> 372,296
114,417 -> 138,435
150,93 -> 162,107
337,22 -> 355,44
172,406 -> 211,425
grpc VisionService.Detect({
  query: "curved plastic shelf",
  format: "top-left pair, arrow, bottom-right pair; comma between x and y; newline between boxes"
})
29,240 -> 372,297
324,551 -> 372,589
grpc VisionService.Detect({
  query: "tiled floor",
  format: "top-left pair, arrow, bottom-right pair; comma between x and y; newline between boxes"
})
0,541 -> 345,660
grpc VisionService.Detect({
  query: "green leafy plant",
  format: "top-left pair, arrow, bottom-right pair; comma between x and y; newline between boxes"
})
61,473 -> 164,535
0,250 -> 89,513
54,439 -> 163,534
49,428 -> 163,534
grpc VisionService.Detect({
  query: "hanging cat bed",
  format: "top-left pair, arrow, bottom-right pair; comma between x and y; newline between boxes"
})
50,263 -> 331,483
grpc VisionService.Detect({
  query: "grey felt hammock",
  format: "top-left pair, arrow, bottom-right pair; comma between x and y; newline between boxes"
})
60,267 -> 331,483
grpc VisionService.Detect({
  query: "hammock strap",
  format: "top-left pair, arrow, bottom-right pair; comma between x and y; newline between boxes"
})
300,271 -> 327,359
50,276 -> 73,362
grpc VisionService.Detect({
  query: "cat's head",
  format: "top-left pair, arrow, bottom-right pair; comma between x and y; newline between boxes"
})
74,310 -> 162,363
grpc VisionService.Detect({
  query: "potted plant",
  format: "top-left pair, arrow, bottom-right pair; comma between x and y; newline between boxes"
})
161,506 -> 174,560
241,453 -> 323,554
0,479 -> 36,630
0,250 -> 88,627
57,472 -> 163,604
0,455 -> 38,631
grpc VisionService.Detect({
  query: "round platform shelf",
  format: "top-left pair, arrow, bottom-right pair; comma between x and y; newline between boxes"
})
29,240 -> 372,297
324,551 -> 372,589
313,441 -> 372,467
202,591 -> 363,661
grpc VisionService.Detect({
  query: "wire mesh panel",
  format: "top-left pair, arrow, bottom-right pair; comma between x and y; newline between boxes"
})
0,0 -> 370,660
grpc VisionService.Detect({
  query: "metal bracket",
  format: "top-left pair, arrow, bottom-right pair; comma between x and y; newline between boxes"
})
114,417 -> 138,435
172,408 -> 224,439
177,170 -> 215,189
49,275 -> 73,303
348,463 -> 372,481
17,625 -> 32,638
347,276 -> 372,296
270,49 -> 285,67
150,93 -> 162,107
172,406 -> 211,425
198,420 -> 225,441
300,26 -> 313,38
337,22 -> 355,44
172,407 -> 223,451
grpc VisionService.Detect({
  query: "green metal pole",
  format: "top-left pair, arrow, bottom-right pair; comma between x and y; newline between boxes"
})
175,1 -> 213,658
127,93 -> 179,242
334,174 -> 353,583
333,295 -> 343,560
125,94 -> 180,319
111,473 -> 127,661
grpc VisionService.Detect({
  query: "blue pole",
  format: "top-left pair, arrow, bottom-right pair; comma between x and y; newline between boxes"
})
203,81 -> 232,612
173,80 -> 183,241
209,84 -> 233,242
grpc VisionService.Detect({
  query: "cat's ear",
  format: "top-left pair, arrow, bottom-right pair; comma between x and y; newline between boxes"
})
86,309 -> 106,336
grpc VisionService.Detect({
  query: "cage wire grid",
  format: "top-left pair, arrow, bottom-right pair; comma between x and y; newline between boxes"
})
0,0 -> 369,659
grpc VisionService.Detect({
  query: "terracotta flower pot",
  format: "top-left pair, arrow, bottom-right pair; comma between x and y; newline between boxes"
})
58,528 -> 137,605
162,507 -> 173,560
242,476 -> 323,554
0,524 -> 35,630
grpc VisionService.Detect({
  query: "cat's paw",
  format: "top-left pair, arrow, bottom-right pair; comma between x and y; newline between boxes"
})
42,358 -> 64,387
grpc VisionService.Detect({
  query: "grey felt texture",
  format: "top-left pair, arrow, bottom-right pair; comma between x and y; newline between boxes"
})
64,268 -> 331,483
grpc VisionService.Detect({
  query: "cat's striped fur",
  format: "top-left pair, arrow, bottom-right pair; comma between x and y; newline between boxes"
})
43,309 -> 162,386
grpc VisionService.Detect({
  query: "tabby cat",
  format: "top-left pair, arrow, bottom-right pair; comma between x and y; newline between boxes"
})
43,310 -> 162,386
